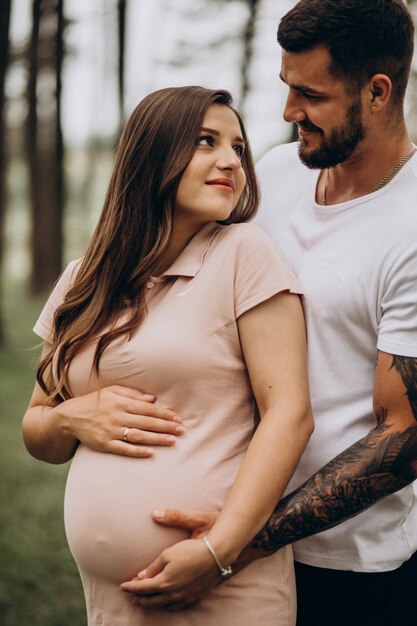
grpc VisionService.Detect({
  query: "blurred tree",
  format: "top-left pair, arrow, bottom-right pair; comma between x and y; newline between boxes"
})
0,0 -> 12,345
118,0 -> 127,130
240,0 -> 260,109
27,0 -> 65,295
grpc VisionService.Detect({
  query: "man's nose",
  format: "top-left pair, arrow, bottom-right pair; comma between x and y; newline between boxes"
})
283,91 -> 305,124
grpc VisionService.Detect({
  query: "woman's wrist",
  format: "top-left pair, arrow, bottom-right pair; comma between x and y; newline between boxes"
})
205,528 -> 244,567
51,400 -> 76,439
202,536 -> 233,579
205,509 -> 270,567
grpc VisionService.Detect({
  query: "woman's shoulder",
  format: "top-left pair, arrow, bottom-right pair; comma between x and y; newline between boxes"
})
65,257 -> 83,275
47,258 -> 84,301
214,222 -> 283,258
216,221 -> 273,243
59,257 -> 83,289
213,222 -> 299,286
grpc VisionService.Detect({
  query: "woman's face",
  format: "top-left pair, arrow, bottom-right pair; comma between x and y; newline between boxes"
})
175,104 -> 247,229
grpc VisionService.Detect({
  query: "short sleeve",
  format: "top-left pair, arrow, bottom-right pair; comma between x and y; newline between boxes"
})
377,241 -> 417,358
33,259 -> 82,343
232,223 -> 302,318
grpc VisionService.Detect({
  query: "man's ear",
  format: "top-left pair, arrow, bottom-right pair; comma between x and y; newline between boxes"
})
367,74 -> 392,112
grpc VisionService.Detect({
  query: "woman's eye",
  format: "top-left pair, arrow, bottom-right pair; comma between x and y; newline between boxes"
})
197,135 -> 214,147
233,144 -> 245,159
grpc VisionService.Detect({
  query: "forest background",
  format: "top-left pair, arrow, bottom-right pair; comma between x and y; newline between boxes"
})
0,1 -> 417,625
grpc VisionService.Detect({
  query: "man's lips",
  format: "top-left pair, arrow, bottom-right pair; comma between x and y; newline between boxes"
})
298,122 -> 322,135
206,178 -> 235,192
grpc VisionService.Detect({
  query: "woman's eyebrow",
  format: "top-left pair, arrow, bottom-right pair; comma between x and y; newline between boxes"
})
200,126 -> 245,144
199,126 -> 219,135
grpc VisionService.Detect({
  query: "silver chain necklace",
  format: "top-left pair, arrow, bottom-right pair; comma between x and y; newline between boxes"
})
322,146 -> 417,206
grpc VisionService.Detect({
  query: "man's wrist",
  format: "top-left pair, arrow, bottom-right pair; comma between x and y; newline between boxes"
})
249,515 -> 285,555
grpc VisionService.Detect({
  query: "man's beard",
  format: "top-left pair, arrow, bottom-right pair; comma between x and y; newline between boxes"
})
298,99 -> 365,170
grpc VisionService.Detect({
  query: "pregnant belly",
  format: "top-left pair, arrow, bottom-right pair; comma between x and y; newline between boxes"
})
64,444 -> 238,584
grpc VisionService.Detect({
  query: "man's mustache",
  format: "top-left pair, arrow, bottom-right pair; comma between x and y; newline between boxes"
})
298,119 -> 322,132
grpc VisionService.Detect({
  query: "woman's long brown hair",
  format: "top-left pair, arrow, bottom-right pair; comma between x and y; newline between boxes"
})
37,86 -> 259,401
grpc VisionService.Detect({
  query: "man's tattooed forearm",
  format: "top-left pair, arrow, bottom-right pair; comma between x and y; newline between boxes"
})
251,354 -> 417,555
252,420 -> 417,554
392,355 -> 417,420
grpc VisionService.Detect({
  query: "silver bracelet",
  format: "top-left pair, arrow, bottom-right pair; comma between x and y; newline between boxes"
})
202,535 -> 233,579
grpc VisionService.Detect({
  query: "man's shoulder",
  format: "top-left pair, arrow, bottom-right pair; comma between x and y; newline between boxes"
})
256,142 -> 311,195
256,143 -> 317,204
256,142 -> 300,174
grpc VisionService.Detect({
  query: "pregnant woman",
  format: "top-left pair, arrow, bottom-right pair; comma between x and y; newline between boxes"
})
22,86 -> 313,625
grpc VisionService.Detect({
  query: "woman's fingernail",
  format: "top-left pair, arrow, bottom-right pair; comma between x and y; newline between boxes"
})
153,509 -> 164,520
175,426 -> 185,435
172,415 -> 183,423
138,569 -> 147,578
166,436 -> 177,444
143,394 -> 155,400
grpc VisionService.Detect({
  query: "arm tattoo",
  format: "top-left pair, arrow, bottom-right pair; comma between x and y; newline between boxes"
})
252,355 -> 417,554
392,356 -> 417,419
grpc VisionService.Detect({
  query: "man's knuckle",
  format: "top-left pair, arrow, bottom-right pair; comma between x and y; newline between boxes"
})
167,510 -> 179,523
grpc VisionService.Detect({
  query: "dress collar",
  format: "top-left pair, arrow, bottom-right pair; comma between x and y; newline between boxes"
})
162,222 -> 222,278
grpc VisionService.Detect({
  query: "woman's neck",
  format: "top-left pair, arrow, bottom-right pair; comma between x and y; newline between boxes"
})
154,219 -> 205,276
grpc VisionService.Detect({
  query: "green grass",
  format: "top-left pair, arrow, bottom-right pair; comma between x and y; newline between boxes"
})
0,285 -> 86,626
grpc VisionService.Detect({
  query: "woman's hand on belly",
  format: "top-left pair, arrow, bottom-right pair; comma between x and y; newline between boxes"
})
120,538 -> 221,609
56,385 -> 185,457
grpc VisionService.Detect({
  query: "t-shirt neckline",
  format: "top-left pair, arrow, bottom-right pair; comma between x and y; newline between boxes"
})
312,148 -> 417,215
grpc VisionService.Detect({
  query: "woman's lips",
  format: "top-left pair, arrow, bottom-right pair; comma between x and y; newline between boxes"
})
206,178 -> 235,192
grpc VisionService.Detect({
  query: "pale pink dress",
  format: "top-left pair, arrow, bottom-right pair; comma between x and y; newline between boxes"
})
34,222 -> 302,626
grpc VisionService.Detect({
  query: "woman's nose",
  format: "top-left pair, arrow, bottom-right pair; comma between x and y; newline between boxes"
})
216,146 -> 241,170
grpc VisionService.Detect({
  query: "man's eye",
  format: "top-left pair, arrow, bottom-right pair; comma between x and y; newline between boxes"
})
233,144 -> 245,159
197,135 -> 214,147
304,93 -> 322,101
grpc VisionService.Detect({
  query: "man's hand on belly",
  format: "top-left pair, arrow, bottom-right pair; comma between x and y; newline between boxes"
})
152,508 -> 218,538
120,509 -> 219,609
120,508 -> 264,610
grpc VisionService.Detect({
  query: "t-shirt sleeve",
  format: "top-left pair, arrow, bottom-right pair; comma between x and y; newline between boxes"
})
33,259 -> 82,343
232,223 -> 302,319
377,241 -> 417,358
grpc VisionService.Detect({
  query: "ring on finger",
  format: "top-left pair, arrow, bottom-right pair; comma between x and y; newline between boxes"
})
123,427 -> 131,443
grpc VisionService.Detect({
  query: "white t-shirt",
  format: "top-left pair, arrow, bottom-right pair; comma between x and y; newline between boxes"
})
256,142 -> 417,572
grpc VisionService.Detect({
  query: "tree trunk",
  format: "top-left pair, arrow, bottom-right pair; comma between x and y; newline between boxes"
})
239,0 -> 260,111
117,0 -> 127,131
0,0 -> 12,345
27,0 -> 65,295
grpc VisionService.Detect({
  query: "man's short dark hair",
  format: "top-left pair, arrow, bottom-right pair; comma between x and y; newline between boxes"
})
278,0 -> 414,109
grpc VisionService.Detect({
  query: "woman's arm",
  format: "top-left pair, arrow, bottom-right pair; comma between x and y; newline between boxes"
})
22,344 -> 185,464
121,291 -> 313,604
205,291 -> 313,563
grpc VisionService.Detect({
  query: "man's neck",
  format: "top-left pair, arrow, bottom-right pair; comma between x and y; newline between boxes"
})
317,130 -> 414,205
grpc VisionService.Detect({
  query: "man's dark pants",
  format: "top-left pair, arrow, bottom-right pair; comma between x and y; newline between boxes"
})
295,550 -> 417,626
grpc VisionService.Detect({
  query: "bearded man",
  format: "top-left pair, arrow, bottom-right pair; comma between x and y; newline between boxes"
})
121,2 -> 417,624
